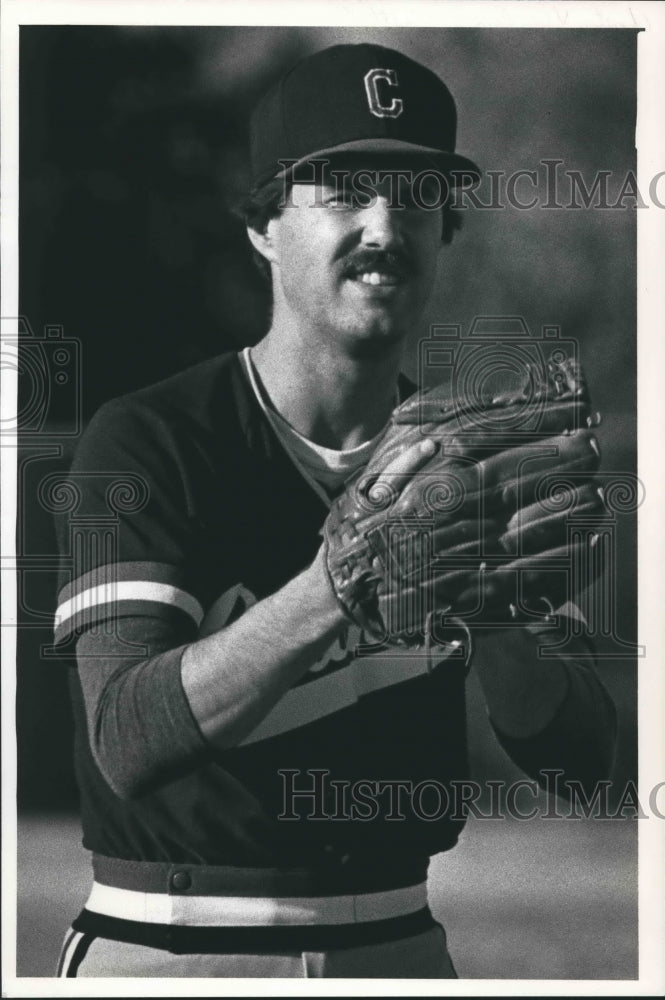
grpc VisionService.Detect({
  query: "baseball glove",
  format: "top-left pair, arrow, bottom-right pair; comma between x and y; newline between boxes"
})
322,358 -> 605,646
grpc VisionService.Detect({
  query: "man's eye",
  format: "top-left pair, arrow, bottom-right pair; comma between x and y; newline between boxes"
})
324,194 -> 355,210
398,186 -> 426,210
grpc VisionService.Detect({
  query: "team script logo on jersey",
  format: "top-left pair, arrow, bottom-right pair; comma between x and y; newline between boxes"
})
198,583 -> 258,637
363,68 -> 404,119
306,623 -> 364,679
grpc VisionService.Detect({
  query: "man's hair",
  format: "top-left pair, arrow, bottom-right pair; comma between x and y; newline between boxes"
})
238,173 -> 463,284
238,177 -> 289,283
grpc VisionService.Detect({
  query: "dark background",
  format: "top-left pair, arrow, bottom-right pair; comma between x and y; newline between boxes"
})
17,25 -> 638,809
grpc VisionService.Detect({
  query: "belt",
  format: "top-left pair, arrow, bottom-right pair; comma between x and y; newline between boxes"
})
82,853 -> 433,946
85,879 -> 429,927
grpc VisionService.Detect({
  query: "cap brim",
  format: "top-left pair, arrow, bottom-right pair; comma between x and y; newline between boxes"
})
276,137 -> 481,187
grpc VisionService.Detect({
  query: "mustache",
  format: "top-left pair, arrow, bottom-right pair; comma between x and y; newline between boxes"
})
341,249 -> 416,280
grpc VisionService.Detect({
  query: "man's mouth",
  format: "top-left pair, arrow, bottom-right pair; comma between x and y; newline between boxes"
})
343,257 -> 412,287
356,271 -> 401,286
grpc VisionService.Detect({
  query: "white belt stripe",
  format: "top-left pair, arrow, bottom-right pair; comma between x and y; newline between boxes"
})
55,581 -> 204,630
58,930 -> 85,977
85,881 -> 428,927
240,647 -> 458,746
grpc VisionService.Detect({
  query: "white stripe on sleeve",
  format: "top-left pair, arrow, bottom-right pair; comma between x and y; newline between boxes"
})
54,581 -> 204,631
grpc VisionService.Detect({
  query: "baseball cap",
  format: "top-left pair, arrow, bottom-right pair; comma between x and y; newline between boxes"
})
249,43 -> 481,190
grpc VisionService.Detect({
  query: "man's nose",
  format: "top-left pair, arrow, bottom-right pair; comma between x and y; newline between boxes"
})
359,195 -> 406,249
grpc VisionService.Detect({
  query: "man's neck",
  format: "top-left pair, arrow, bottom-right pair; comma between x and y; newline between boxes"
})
249,327 -> 403,451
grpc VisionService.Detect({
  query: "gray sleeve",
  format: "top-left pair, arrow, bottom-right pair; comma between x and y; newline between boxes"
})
76,617 -> 209,800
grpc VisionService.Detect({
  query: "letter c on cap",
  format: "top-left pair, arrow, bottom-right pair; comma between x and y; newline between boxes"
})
364,68 -> 404,119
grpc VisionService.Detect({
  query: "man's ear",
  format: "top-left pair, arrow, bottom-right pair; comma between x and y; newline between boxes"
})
246,219 -> 279,268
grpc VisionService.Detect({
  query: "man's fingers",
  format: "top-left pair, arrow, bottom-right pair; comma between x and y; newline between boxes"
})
479,430 -> 602,514
360,438 -> 437,505
500,482 -> 605,555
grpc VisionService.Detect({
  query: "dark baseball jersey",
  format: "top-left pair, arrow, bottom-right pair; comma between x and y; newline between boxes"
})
53,351 -> 616,880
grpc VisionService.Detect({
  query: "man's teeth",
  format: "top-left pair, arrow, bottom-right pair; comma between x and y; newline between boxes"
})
359,272 -> 396,285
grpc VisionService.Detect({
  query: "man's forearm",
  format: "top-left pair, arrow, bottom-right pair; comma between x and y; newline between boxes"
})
472,626 -> 571,739
472,622 -> 617,787
180,545 -> 347,749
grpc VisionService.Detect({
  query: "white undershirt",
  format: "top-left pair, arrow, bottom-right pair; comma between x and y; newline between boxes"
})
240,347 -> 390,506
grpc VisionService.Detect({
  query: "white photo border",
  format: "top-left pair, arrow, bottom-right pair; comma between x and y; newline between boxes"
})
2,1 -> 663,996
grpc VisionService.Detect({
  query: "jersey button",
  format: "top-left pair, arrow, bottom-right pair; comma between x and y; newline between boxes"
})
171,870 -> 192,892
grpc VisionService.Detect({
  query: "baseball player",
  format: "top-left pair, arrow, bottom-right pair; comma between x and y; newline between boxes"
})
53,43 -> 616,978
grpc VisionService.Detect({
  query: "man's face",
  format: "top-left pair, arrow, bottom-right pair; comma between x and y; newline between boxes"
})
264,156 -> 445,358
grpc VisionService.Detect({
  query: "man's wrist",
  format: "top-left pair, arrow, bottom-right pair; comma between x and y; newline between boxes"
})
302,544 -> 350,632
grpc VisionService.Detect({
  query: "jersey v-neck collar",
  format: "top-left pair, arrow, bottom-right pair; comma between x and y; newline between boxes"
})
238,347 -> 389,507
